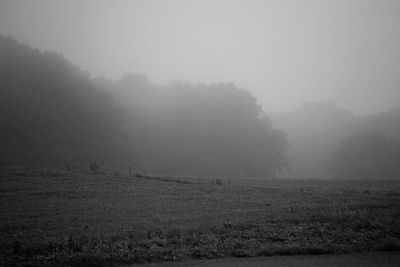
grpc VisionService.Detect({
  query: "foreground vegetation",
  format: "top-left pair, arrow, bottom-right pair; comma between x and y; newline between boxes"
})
1,166 -> 400,266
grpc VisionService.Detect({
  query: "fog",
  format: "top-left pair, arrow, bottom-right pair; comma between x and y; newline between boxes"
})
3,3 -> 400,263
1,0 -> 400,115
1,1 -> 400,179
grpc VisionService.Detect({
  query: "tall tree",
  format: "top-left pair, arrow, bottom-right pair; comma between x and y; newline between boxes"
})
0,36 -> 125,165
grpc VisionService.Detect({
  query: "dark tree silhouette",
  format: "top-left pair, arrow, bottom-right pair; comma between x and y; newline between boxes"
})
0,36 -> 126,166
0,36 -> 288,178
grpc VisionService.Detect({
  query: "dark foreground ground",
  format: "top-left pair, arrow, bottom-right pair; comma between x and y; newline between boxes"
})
1,166 -> 400,266
140,252 -> 400,267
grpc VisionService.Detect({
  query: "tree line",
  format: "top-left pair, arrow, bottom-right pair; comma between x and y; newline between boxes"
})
3,35 -> 398,179
0,36 -> 287,178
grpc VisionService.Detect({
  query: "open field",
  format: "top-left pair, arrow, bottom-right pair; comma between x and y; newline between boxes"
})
1,166 -> 400,266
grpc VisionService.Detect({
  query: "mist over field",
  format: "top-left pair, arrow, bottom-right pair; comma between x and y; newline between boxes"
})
1,1 -> 400,266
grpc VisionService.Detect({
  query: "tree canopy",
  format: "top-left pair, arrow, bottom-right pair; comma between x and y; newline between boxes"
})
0,36 -> 288,178
0,36 -> 125,165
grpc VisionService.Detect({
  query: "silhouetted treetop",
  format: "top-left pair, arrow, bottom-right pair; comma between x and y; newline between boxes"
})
0,36 -> 288,178
0,36 -> 124,165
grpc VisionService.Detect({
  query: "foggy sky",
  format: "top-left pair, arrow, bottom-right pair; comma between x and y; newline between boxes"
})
1,0 -> 399,115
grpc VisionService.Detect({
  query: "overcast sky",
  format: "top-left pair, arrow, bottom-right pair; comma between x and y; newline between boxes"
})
1,0 -> 399,115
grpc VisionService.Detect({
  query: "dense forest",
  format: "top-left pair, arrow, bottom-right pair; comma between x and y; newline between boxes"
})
2,35 -> 399,180
0,36 -> 288,178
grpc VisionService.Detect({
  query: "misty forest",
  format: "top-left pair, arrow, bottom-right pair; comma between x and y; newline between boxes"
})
1,1 -> 400,266
2,36 -> 400,180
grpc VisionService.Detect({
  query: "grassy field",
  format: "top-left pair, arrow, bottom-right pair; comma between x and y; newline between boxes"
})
1,166 -> 400,266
